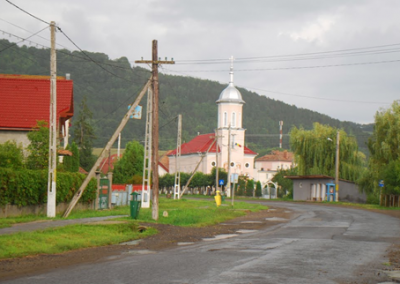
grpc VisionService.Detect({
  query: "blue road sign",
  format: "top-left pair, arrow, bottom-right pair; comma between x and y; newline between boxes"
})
219,179 -> 224,186
379,180 -> 384,187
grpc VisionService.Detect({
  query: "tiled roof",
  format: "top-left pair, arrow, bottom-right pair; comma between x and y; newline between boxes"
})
167,133 -> 257,156
256,150 -> 293,162
0,74 -> 73,130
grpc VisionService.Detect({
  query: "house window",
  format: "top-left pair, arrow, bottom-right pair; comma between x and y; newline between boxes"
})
230,162 -> 235,167
223,112 -> 228,127
238,112 -> 241,128
232,112 -> 236,127
211,161 -> 216,167
245,162 -> 250,168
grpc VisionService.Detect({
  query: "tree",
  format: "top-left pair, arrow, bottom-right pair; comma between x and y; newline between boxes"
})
290,122 -> 365,182
26,121 -> 49,170
113,140 -> 144,184
272,167 -> 298,198
73,96 -> 96,170
0,141 -> 24,169
255,181 -> 262,197
63,142 -> 80,172
359,101 -> 400,196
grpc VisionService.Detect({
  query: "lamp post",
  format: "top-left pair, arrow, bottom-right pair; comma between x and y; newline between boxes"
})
328,131 -> 340,201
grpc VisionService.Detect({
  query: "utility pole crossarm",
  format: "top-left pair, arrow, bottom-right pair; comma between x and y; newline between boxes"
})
135,60 -> 175,65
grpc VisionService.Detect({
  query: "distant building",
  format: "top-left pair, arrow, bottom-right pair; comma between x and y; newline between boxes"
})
168,64 -> 257,181
0,74 -> 73,149
254,150 -> 295,198
285,175 -> 367,203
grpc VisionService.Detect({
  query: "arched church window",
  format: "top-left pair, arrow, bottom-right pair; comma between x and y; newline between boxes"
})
223,112 -> 228,127
238,113 -> 241,128
232,112 -> 236,127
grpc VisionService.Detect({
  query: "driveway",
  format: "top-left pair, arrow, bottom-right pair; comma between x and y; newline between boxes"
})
2,202 -> 400,284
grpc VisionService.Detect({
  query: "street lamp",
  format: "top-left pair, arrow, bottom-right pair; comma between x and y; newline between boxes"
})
328,131 -> 340,201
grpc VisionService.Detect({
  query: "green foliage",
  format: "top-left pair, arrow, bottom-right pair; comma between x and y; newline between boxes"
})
290,122 -> 365,182
26,121 -> 49,170
272,167 -> 298,198
73,96 -> 96,170
210,167 -> 228,186
0,141 -> 25,169
236,178 -> 246,196
360,101 -> 400,196
245,179 -> 255,197
113,140 -> 144,184
255,181 -> 262,197
0,168 -> 96,206
63,142 -> 80,172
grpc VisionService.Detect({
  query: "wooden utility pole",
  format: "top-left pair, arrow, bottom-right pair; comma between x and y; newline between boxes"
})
63,79 -> 152,218
174,114 -> 182,199
135,40 -> 174,220
47,21 -> 57,218
335,130 -> 340,201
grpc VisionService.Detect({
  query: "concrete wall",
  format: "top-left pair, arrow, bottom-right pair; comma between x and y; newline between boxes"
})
0,130 -> 30,150
0,202 -> 94,218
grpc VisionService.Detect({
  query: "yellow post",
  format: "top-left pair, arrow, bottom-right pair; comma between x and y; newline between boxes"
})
214,190 -> 222,207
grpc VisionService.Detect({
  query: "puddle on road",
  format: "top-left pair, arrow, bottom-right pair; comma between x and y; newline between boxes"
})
265,217 -> 288,221
203,234 -> 238,241
177,242 -> 195,246
241,221 -> 263,224
236,229 -> 258,234
119,240 -> 142,246
268,209 -> 277,212
124,250 -> 156,255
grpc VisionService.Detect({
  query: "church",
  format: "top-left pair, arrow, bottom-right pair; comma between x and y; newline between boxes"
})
168,63 -> 257,191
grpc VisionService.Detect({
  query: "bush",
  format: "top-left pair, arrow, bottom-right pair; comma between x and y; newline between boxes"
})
0,168 -> 97,206
0,141 -> 25,169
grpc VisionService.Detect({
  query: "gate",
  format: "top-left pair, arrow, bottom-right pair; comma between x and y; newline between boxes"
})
99,178 -> 110,209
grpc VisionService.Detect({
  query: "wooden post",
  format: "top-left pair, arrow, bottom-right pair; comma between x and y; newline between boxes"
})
135,40 -> 175,220
335,130 -> 340,201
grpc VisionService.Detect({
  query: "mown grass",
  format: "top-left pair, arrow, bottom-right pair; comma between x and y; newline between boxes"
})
0,198 -> 267,259
0,222 -> 156,259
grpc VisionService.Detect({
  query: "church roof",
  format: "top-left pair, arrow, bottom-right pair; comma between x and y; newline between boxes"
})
168,133 -> 257,156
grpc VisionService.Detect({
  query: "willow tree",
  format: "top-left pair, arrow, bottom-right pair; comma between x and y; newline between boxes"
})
290,122 -> 365,182
359,100 -> 400,195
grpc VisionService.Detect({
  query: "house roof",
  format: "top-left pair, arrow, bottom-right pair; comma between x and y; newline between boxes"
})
256,150 -> 293,162
0,74 -> 74,130
99,154 -> 120,174
168,133 -> 257,156
284,175 -> 354,183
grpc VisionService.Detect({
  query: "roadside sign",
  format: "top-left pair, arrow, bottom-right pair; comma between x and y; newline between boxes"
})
219,179 -> 224,186
128,105 -> 142,119
379,180 -> 384,187
231,173 -> 238,183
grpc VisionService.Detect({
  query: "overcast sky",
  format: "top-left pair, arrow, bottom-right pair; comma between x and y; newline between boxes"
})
1,0 -> 399,124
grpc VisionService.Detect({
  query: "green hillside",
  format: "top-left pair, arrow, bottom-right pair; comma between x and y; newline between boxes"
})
0,39 -> 370,156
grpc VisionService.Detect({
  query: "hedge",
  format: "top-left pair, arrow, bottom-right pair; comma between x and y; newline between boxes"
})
0,168 -> 97,206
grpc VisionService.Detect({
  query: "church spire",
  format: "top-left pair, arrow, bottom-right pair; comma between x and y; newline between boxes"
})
229,55 -> 234,85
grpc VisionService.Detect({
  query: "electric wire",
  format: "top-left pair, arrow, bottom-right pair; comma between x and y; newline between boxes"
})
0,26 -> 47,53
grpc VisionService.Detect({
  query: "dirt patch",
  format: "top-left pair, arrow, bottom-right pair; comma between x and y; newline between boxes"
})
0,207 -> 291,281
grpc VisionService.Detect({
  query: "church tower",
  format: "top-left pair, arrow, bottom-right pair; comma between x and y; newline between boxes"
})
216,57 -> 247,176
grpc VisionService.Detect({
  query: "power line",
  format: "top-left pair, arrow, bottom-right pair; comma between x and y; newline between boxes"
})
0,26 -> 47,53
5,0 -> 50,25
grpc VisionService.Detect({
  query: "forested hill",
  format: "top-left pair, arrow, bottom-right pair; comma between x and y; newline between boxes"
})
0,39 -> 370,156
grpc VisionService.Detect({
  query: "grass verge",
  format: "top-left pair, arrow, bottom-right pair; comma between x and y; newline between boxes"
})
0,222 -> 156,259
0,198 -> 267,259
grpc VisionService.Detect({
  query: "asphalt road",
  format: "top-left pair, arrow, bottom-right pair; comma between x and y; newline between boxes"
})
3,202 -> 400,284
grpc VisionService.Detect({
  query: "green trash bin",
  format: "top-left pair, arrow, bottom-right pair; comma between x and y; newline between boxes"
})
221,195 -> 225,202
130,192 -> 141,219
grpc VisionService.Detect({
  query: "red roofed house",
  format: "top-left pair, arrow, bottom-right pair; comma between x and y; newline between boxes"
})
168,65 -> 257,195
0,74 -> 73,150
254,150 -> 295,196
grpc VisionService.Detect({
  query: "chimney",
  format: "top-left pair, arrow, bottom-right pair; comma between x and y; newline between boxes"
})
66,73 -> 71,80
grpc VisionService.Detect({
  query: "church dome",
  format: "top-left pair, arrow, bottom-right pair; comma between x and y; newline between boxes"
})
216,83 -> 244,104
216,64 -> 245,104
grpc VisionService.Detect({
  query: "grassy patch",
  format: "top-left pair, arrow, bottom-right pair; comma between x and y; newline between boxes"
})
134,198 -> 267,227
0,222 -> 156,259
